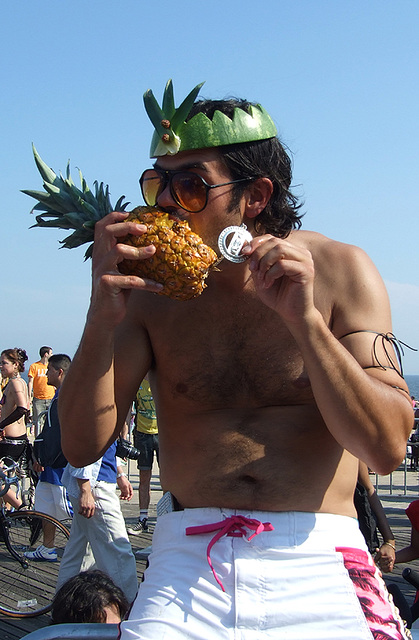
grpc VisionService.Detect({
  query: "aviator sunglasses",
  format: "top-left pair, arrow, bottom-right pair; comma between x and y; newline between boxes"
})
139,168 -> 255,213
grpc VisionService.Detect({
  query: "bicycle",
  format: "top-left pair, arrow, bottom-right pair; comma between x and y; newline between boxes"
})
0,459 -> 70,617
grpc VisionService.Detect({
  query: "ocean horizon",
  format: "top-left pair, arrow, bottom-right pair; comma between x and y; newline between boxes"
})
406,375 -> 419,400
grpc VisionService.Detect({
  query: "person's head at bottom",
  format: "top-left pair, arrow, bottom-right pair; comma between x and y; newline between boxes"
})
51,570 -> 129,624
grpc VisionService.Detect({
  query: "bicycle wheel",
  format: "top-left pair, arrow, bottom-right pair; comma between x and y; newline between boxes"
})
0,510 -> 70,617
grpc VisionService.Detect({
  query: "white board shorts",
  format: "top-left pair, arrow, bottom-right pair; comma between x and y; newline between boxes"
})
33,480 -> 73,522
121,509 -> 408,640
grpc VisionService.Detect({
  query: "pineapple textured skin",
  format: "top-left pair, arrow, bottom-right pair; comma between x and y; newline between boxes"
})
119,206 -> 218,301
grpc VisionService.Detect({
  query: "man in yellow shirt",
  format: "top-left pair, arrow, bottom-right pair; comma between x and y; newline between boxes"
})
28,346 -> 55,436
127,378 -> 159,535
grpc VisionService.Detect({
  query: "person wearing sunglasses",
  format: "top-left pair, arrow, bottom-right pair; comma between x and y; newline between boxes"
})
59,81 -> 412,640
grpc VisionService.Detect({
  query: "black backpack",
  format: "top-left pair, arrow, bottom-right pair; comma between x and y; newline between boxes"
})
33,398 -> 67,469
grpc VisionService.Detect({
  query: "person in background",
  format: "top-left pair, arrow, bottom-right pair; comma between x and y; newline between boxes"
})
28,346 -> 55,436
0,371 -> 8,398
395,500 -> 419,565
51,569 -> 129,624
25,354 -> 73,561
127,377 -> 159,535
0,348 -> 30,454
0,347 -> 29,450
382,500 -> 419,630
0,348 -> 30,509
56,440 -> 138,604
355,460 -> 396,573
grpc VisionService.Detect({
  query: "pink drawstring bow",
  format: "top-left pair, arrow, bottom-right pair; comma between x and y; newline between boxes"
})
186,515 -> 274,592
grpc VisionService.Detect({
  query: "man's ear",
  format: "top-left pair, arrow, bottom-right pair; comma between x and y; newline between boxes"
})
244,178 -> 273,218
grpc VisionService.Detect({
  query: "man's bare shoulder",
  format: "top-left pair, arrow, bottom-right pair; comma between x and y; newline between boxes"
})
290,229 -> 391,333
291,228 -> 365,254
290,229 -> 380,281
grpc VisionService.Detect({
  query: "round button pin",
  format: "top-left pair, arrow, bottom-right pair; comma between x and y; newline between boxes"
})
218,225 -> 253,263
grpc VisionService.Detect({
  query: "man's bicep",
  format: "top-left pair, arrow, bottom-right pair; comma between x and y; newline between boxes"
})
331,245 -> 411,391
332,248 -> 394,359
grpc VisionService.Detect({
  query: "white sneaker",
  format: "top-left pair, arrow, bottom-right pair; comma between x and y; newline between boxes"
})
127,518 -> 149,536
24,544 -> 58,562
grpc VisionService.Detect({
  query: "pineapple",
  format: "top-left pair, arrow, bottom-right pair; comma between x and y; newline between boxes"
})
120,207 -> 217,300
23,146 -> 218,301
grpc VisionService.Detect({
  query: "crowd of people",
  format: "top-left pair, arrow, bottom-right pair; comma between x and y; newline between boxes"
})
0,344 -> 156,620
1,78 -> 418,637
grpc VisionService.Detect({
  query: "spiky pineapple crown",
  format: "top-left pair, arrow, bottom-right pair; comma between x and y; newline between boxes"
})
22,145 -> 129,259
145,80 -> 278,157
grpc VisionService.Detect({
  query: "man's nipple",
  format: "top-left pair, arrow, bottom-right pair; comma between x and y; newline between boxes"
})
175,382 -> 189,394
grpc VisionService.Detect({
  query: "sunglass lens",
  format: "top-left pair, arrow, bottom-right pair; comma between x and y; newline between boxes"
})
141,170 -> 163,206
171,173 -> 207,213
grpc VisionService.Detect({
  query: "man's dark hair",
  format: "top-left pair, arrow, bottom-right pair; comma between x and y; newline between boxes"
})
51,570 -> 129,624
48,353 -> 71,373
187,99 -> 303,238
39,346 -> 52,358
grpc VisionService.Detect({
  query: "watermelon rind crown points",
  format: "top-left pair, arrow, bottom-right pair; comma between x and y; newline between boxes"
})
145,80 -> 277,158
145,80 -> 204,157
23,145 -> 129,260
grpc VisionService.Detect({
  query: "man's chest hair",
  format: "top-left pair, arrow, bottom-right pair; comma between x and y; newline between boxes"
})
150,303 -> 312,407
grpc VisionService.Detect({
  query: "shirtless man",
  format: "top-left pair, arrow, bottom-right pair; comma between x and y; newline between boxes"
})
59,82 -> 414,639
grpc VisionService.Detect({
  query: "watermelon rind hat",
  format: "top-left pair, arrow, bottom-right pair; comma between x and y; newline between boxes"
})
144,79 -> 278,158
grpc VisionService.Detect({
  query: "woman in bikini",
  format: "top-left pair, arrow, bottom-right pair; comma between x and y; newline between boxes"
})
0,348 -> 30,508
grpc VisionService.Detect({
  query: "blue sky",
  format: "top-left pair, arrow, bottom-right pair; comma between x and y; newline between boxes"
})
1,0 -> 418,374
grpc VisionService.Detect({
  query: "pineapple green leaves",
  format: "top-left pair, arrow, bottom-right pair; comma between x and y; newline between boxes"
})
22,145 -> 129,259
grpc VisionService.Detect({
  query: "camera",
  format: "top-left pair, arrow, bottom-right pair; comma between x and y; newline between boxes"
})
115,438 -> 142,461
